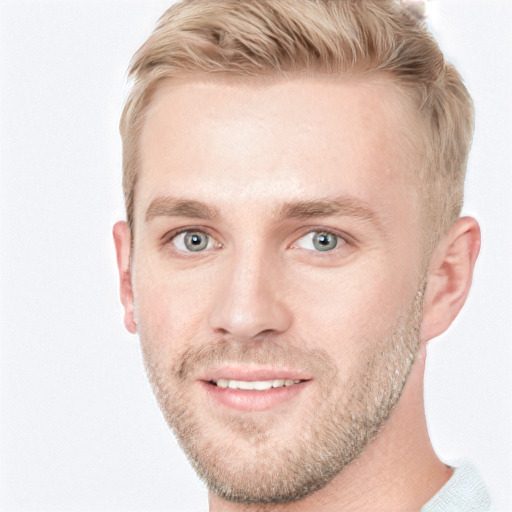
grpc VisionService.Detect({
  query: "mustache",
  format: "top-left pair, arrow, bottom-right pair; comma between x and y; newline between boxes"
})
173,339 -> 338,381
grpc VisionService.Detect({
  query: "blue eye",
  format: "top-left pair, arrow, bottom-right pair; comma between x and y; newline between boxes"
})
296,231 -> 341,252
172,231 -> 213,252
312,232 -> 338,251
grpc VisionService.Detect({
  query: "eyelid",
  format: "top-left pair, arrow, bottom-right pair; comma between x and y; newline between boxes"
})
290,227 -> 354,249
161,226 -> 222,251
160,225 -> 355,253
162,225 -> 213,241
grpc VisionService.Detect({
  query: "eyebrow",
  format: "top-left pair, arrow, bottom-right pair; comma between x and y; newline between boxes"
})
145,197 -> 220,222
145,194 -> 381,229
276,196 -> 380,225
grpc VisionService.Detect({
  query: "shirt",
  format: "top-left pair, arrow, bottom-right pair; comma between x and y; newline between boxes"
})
421,464 -> 491,512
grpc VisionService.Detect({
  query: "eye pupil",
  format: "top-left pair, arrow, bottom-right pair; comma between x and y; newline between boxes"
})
184,231 -> 209,251
313,232 -> 337,251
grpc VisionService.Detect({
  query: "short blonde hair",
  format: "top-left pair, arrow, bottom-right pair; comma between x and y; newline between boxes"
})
120,0 -> 474,247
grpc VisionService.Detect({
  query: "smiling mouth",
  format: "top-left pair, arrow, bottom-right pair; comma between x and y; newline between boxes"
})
209,379 -> 305,390
202,375 -> 311,411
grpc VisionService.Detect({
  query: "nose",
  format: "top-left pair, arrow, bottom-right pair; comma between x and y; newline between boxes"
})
208,249 -> 292,342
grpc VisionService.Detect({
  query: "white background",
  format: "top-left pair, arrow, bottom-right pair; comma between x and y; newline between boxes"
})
0,1 -> 510,510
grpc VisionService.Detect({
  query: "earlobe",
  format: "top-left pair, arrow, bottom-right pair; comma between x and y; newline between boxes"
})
113,221 -> 137,334
421,216 -> 481,342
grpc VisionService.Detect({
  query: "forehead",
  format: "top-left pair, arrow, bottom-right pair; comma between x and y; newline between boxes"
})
136,75 -> 421,224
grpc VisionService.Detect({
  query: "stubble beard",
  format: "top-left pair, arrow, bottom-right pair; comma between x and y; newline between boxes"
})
140,286 -> 425,505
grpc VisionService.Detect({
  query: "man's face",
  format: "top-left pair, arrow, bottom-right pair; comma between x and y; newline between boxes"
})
129,76 -> 426,503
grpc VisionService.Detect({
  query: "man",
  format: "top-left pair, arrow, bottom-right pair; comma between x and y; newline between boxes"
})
113,0 -> 491,510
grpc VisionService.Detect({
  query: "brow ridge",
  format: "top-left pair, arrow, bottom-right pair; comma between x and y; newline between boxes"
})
145,194 -> 381,228
145,197 -> 220,221
276,196 -> 379,223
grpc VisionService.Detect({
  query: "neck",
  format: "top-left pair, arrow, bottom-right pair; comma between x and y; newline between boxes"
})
208,344 -> 452,512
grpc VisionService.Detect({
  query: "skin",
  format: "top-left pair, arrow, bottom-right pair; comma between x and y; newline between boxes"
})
113,75 -> 480,511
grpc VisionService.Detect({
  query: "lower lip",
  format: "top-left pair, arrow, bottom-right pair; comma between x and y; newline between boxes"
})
200,381 -> 309,412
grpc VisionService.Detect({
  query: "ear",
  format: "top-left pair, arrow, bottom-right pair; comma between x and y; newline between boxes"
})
421,216 -> 481,342
113,221 -> 137,334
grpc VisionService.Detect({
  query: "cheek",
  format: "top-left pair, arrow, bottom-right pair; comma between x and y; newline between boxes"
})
132,262 -> 211,358
288,257 -> 418,363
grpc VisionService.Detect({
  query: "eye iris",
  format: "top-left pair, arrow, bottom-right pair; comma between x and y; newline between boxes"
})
184,232 -> 209,251
312,232 -> 337,251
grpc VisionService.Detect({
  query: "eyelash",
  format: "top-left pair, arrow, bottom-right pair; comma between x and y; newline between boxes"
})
290,228 -> 350,253
162,227 -> 221,252
161,227 -> 353,255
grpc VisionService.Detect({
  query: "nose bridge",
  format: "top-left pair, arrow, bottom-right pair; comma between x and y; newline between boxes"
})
209,241 -> 291,341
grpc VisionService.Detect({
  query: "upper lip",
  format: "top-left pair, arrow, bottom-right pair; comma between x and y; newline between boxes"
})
199,366 -> 312,382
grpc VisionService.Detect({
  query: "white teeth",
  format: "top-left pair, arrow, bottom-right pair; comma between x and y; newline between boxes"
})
213,379 -> 301,390
253,381 -> 273,391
